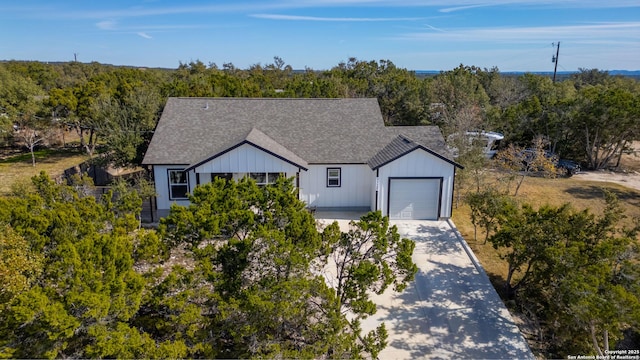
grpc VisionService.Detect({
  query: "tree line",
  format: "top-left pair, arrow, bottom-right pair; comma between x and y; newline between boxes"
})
1,58 -> 638,170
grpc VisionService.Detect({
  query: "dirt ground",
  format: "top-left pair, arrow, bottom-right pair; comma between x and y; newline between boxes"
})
574,171 -> 640,191
573,141 -> 640,191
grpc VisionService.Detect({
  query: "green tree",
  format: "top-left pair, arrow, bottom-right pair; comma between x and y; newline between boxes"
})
477,67 -> 528,109
330,58 -> 428,125
489,202 -> 572,297
428,64 -> 491,134
571,68 -> 612,89
491,73 -> 577,157
466,189 -> 517,243
3,60 -> 61,92
0,225 -> 43,305
534,192 -> 640,357
71,80 -> 110,155
156,177 -> 345,358
571,84 -> 640,170
89,88 -> 162,167
0,173 -> 149,358
158,177 -> 416,358
321,212 -> 417,357
284,68 -> 348,98
488,192 -> 640,358
45,87 -> 78,147
0,64 -> 46,152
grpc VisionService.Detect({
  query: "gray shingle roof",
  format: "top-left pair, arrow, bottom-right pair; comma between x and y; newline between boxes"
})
142,97 -> 457,168
368,134 -> 461,170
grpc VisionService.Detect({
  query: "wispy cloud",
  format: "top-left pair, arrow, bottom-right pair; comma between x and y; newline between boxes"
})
424,23 -> 446,32
49,3 -> 295,20
438,3 -> 500,13
96,20 -> 117,30
274,0 -> 640,10
129,24 -> 212,30
96,21 -> 211,34
398,22 -> 640,43
6,1 -> 639,21
251,13 -> 423,21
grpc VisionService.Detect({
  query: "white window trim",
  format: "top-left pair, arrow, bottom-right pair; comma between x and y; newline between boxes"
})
327,167 -> 341,187
168,169 -> 189,200
248,172 -> 282,186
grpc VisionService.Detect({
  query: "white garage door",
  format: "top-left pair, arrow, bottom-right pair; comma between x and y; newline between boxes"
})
389,178 -> 440,220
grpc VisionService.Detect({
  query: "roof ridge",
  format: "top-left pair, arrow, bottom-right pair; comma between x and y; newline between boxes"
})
172,97 -> 360,101
397,134 -> 415,143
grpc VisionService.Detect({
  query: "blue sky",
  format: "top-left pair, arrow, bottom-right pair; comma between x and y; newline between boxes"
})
1,1 -> 638,71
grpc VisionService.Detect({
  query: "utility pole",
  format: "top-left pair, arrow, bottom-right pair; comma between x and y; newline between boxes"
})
552,42 -> 560,83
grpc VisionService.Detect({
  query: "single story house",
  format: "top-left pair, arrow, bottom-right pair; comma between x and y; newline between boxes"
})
142,97 -> 462,220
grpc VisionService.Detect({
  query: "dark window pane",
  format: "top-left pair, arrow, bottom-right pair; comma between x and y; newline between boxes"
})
212,173 -> 232,181
268,173 -> 280,183
171,185 -> 188,199
170,170 -> 187,184
250,172 -> 266,184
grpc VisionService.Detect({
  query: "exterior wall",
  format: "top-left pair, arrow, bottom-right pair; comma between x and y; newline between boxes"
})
194,143 -> 301,174
152,165 -> 197,211
375,149 -> 456,218
154,162 -> 374,211
299,164 -> 374,209
152,147 -> 455,215
153,165 -> 298,211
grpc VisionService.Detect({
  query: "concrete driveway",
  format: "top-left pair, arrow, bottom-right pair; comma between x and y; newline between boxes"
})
317,213 -> 533,359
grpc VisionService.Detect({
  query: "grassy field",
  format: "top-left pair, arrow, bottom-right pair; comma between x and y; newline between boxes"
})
451,172 -> 640,292
0,148 -> 89,196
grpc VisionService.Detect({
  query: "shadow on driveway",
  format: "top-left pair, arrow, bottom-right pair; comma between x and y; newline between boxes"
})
358,220 -> 533,360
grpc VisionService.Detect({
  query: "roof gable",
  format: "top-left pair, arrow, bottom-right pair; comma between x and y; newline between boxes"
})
186,128 -> 308,171
369,135 -> 463,170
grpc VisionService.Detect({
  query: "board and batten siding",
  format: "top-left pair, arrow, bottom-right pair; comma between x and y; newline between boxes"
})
299,164 -> 374,209
153,145 -> 304,211
376,149 -> 456,218
193,143 -> 302,174
153,165 -> 197,210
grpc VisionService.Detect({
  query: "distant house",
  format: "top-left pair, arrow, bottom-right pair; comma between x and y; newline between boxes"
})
142,98 -> 462,220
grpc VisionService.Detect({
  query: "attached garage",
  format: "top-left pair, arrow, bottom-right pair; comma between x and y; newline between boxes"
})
388,178 -> 442,220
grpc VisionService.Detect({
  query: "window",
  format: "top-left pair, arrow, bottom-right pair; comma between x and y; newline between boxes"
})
212,173 -> 233,181
248,172 -> 282,186
327,168 -> 341,187
168,169 -> 189,199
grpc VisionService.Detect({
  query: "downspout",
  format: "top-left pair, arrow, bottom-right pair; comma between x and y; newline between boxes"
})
451,167 -> 457,217
296,170 -> 300,200
150,165 -> 156,223
375,169 -> 379,211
